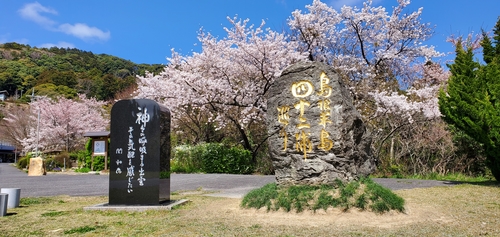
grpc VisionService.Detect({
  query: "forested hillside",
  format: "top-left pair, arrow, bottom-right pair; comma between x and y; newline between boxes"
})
0,42 -> 164,101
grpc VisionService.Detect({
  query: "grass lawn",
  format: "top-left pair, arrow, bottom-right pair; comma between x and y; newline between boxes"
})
0,182 -> 499,236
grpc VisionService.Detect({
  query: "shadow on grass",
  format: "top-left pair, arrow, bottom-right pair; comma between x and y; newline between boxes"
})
452,180 -> 500,188
2,212 -> 18,216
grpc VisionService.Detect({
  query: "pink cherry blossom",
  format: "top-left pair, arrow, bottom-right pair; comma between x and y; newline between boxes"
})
20,95 -> 107,153
137,17 -> 308,129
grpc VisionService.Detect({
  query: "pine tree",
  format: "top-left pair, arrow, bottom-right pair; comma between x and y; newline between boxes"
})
439,17 -> 500,181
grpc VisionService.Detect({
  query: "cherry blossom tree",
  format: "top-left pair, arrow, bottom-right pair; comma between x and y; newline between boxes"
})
367,63 -> 451,174
288,0 -> 443,87
369,63 -> 448,124
136,17 -> 308,162
446,33 -> 483,53
287,0 -> 465,175
0,104 -> 33,151
137,0 -> 460,175
18,95 -> 107,153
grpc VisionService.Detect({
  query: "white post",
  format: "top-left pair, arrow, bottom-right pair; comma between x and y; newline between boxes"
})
36,108 -> 40,157
1,188 -> 21,208
0,193 -> 8,216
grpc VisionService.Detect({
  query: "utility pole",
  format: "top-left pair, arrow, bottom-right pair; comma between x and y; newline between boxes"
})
31,88 -> 40,157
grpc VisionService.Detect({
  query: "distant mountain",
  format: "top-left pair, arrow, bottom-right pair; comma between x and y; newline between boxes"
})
0,42 -> 165,101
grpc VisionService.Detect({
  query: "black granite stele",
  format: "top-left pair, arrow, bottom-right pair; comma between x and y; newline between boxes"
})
109,99 -> 170,205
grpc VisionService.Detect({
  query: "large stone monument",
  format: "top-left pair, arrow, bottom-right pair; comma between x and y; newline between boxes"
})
266,61 -> 376,186
109,99 -> 170,205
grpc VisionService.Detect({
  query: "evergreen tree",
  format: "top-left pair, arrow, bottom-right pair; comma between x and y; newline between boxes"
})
439,17 -> 500,181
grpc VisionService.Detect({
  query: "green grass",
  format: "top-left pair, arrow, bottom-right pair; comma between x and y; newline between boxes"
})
241,177 -> 405,214
240,183 -> 278,211
364,178 -> 405,213
20,197 -> 55,205
74,167 -> 91,173
1,187 -> 499,236
41,211 -> 68,217
63,225 -> 103,234
373,172 -> 495,182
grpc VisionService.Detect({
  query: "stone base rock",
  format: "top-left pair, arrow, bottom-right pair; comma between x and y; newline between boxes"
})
266,61 -> 376,185
28,157 -> 46,176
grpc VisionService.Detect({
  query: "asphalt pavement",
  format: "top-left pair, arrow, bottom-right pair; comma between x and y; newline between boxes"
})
0,163 -> 458,198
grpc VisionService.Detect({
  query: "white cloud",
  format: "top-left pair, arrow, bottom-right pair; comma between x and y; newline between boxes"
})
39,41 -> 76,49
18,2 -> 58,28
58,23 -> 110,41
18,2 -> 110,42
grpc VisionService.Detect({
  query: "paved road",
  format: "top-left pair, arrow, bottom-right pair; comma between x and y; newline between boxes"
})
0,163 -> 458,198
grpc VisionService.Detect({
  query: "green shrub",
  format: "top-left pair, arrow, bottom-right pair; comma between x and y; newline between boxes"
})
70,150 -> 88,168
225,146 -> 254,174
200,143 -> 253,174
242,178 -> 405,214
87,155 -> 106,171
75,167 -> 91,173
354,193 -> 368,209
17,156 -> 30,169
361,177 -> 405,213
45,158 -> 61,171
69,139 -> 108,171
170,145 -> 204,173
276,185 -> 316,212
171,143 -> 254,174
241,183 -> 278,211
53,152 -> 69,165
68,151 -> 81,162
44,152 -> 70,171
313,191 -> 336,211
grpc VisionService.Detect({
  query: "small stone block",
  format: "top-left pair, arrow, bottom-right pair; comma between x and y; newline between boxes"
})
28,157 -> 46,176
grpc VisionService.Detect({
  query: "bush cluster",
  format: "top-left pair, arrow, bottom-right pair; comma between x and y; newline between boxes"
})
170,144 -> 205,173
45,152 -> 70,171
16,154 -> 31,169
241,178 -> 405,214
74,139 -> 107,171
171,143 -> 253,174
16,138 -> 109,172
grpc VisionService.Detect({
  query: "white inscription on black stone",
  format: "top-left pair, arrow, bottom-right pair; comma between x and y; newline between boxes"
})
109,99 -> 170,205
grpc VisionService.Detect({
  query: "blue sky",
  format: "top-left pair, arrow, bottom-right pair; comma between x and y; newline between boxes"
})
1,0 -> 499,65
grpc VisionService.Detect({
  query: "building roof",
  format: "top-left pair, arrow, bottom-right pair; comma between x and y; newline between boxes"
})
0,143 -> 15,151
83,131 -> 110,138
0,90 -> 9,95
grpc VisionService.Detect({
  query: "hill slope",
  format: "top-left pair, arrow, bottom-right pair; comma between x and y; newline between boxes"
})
0,42 -> 164,101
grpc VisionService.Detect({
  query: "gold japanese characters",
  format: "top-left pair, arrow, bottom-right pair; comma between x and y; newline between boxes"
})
277,72 -> 335,159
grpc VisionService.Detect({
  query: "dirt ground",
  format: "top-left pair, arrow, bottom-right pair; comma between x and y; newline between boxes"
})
185,191 -> 450,229
174,183 -> 500,236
